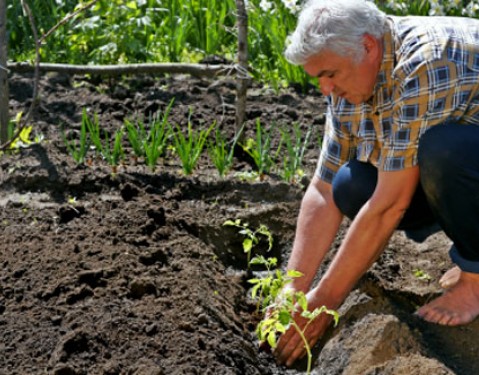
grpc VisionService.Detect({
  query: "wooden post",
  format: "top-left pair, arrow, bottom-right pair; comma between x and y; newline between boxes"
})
235,0 -> 249,140
0,0 -> 9,144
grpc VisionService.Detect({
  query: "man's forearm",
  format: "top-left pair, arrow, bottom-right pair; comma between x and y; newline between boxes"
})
286,177 -> 343,292
313,201 -> 405,308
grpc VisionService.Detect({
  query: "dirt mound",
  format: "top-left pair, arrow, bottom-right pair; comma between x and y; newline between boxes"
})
1,73 -> 478,374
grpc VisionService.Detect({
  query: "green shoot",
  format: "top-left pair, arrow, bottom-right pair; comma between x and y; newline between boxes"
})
125,100 -> 174,171
223,219 -> 273,269
241,119 -> 278,179
413,268 -> 432,281
279,123 -> 312,184
62,114 -> 90,164
249,258 -> 339,375
207,126 -> 242,178
171,113 -> 215,175
124,118 -> 147,161
101,128 -> 125,171
145,101 -> 175,170
82,109 -> 103,159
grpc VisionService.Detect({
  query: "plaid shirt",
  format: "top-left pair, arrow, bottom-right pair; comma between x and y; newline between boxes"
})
317,15 -> 479,183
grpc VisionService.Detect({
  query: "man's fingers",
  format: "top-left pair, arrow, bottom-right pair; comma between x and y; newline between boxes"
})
285,342 -> 306,367
274,328 -> 302,365
284,327 -> 321,367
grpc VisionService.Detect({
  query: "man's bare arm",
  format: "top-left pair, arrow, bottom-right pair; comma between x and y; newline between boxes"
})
275,166 -> 420,366
286,175 -> 343,293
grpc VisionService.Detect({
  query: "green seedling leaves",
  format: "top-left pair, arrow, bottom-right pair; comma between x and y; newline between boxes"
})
223,219 -> 273,268
249,257 -> 339,375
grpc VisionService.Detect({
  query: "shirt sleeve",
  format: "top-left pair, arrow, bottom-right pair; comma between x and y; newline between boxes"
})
316,103 -> 357,183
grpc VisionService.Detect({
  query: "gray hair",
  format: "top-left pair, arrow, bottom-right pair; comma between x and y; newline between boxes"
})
285,0 -> 387,65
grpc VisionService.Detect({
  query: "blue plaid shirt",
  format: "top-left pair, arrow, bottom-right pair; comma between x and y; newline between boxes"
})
317,16 -> 479,183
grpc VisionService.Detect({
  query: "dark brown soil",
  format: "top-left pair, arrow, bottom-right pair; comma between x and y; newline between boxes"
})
1,72 -> 478,375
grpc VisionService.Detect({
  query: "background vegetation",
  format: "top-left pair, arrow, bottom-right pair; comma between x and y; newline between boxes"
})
8,0 -> 479,89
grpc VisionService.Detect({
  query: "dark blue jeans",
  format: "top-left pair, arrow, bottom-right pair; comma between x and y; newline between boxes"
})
331,124 -> 479,273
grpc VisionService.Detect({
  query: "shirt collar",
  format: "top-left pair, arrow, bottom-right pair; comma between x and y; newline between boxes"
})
368,17 -> 396,106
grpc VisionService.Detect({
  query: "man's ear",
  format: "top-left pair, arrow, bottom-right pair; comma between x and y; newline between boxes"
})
363,34 -> 380,61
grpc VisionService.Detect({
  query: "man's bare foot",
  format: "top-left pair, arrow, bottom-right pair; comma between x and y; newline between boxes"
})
416,270 -> 479,325
439,266 -> 461,289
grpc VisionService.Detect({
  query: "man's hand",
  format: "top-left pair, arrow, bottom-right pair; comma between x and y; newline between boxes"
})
273,289 -> 335,368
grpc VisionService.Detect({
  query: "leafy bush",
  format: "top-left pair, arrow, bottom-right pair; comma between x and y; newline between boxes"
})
8,0 -> 479,87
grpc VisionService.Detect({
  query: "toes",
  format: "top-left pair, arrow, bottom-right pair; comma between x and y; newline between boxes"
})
437,312 -> 454,326
416,305 -> 447,324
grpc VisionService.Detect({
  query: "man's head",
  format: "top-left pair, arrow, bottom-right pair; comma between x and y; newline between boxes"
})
285,0 -> 387,104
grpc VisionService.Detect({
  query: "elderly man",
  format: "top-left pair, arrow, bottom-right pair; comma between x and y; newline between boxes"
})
274,0 -> 479,368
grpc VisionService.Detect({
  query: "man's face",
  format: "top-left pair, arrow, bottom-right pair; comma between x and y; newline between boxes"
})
303,36 -> 382,105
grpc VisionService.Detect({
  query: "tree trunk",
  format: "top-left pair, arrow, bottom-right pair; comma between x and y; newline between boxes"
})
0,0 -> 9,144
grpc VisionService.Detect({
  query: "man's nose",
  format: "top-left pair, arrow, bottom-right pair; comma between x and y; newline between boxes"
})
319,77 -> 334,96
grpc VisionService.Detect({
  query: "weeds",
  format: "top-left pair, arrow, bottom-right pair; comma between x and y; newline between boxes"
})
10,1 -> 479,89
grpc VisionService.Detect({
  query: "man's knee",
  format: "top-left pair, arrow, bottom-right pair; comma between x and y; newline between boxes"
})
332,160 -> 377,220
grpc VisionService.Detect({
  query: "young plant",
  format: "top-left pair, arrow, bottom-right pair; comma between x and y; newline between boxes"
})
83,109 -> 103,158
101,128 -> 125,172
413,268 -> 432,281
249,256 -> 339,375
82,109 -> 124,171
124,117 -> 147,161
223,219 -> 273,268
207,127 -> 242,178
62,114 -> 90,164
125,100 -> 174,170
279,123 -> 312,184
3,112 -> 43,152
144,112 -> 172,170
241,119 -> 278,179
171,113 -> 215,175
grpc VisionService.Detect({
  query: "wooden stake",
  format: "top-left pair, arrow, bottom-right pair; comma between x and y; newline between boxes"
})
0,0 -> 9,144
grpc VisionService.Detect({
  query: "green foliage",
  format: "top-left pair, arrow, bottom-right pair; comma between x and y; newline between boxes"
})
171,114 -> 215,175
62,112 -> 90,164
413,268 -> 432,281
207,127 -> 241,178
377,0 -> 479,17
82,109 -> 124,170
249,256 -> 339,374
241,119 -> 279,178
223,219 -> 273,268
278,123 -> 312,184
8,0 -> 479,88
125,100 -> 174,171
